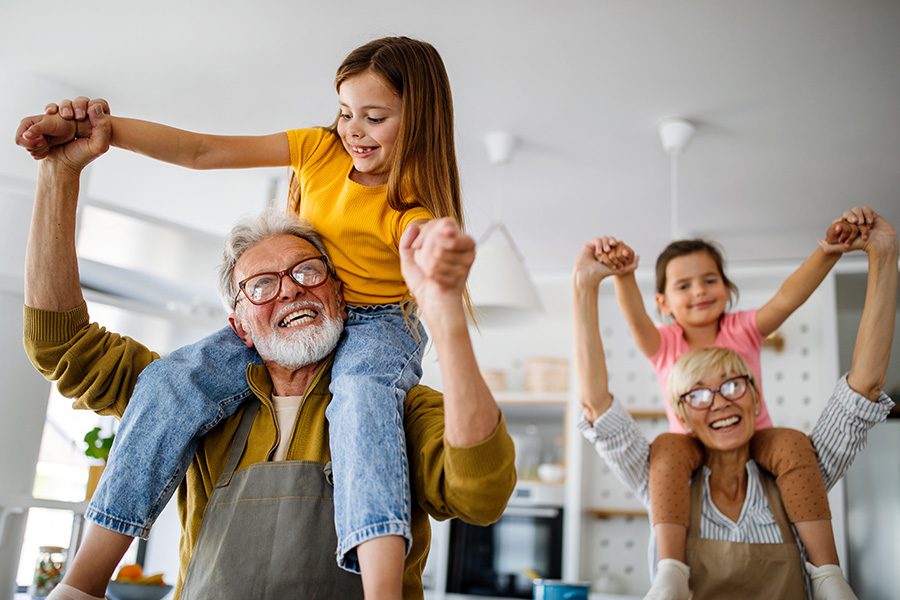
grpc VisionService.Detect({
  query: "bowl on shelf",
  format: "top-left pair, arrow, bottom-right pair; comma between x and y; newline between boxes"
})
537,463 -> 565,483
106,582 -> 173,600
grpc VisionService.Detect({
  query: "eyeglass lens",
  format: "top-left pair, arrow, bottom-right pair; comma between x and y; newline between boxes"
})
243,258 -> 327,305
683,376 -> 747,408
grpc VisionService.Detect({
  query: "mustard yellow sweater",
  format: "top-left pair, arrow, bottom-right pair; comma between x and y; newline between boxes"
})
23,303 -> 516,599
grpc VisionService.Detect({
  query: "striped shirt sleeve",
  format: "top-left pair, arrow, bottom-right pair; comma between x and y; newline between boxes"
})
578,400 -> 652,507
810,374 -> 894,490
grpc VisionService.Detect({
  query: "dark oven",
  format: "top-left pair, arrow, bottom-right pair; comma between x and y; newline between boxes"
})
446,503 -> 563,598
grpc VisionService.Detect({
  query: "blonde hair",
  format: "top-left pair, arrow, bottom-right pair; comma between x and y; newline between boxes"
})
667,347 -> 758,420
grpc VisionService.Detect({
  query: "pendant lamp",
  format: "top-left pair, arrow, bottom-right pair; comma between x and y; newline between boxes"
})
467,131 -> 542,314
658,117 -> 695,239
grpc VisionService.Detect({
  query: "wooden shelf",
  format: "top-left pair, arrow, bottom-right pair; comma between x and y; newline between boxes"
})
587,508 -> 648,519
627,409 -> 667,420
493,391 -> 568,405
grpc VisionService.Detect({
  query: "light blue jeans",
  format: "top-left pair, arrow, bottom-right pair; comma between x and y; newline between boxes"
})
87,303 -> 425,573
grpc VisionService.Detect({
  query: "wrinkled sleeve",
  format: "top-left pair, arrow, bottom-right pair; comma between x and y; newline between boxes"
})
404,386 -> 516,524
578,399 -> 652,508
810,374 -> 894,490
23,303 -> 159,418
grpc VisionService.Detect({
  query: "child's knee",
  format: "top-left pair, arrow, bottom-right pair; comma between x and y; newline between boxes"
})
754,428 -> 817,471
651,434 -> 703,470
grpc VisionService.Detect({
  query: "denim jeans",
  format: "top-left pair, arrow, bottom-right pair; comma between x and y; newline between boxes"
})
86,304 -> 424,575
327,304 -> 425,571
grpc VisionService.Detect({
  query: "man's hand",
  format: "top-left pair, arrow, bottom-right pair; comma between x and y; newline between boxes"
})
400,217 -> 475,300
15,96 -> 111,160
42,103 -> 112,174
573,236 -> 638,290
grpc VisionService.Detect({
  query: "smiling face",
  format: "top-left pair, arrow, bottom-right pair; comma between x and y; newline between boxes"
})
656,251 -> 730,328
669,348 -> 759,453
336,70 -> 403,186
678,372 -> 757,452
229,234 -> 345,369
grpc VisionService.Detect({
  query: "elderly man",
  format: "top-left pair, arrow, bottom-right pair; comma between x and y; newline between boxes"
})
23,104 -> 515,599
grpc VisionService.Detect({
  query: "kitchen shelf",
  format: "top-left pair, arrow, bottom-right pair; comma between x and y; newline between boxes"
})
587,508 -> 648,519
493,391 -> 569,405
627,409 -> 667,420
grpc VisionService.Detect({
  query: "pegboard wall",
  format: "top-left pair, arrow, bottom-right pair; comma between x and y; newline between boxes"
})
420,267 -> 840,597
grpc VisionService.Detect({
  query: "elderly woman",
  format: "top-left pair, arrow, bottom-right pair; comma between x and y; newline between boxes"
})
572,215 -> 897,600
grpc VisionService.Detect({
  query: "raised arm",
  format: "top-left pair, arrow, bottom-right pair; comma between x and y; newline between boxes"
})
755,207 -> 875,336
24,104 -> 110,310
572,241 -> 617,422
23,105 -> 158,417
845,215 -> 898,399
399,218 -> 499,446
17,97 -> 290,169
582,237 -> 661,357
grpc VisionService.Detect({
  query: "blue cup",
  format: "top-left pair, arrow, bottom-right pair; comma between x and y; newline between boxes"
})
533,579 -> 591,600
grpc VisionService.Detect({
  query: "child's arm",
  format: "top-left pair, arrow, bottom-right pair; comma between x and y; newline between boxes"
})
18,97 -> 291,170
589,236 -> 661,358
755,207 -> 874,337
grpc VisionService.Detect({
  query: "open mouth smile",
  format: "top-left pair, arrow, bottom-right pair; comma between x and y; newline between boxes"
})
276,307 -> 320,328
349,145 -> 377,157
709,415 -> 741,430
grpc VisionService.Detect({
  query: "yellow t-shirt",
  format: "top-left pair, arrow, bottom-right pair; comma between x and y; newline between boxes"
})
285,128 -> 433,306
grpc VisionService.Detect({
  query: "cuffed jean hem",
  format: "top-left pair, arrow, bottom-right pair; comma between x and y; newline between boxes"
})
84,506 -> 151,540
335,520 -> 412,573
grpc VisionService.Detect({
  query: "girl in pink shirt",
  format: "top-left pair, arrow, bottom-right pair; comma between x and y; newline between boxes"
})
585,208 -> 872,600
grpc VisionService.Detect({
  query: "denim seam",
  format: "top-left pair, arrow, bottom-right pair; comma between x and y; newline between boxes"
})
85,506 -> 151,539
336,520 -> 413,572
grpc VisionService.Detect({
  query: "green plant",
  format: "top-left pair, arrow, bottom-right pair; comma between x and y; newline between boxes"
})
84,427 -> 115,462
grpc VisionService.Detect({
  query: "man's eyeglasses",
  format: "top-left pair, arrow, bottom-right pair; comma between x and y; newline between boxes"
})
679,375 -> 751,411
233,256 -> 330,309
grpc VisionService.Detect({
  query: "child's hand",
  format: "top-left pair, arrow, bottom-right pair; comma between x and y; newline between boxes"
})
574,236 -> 638,289
819,206 -> 877,254
16,113 -> 77,160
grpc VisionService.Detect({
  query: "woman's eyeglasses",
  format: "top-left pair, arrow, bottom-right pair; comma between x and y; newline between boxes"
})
679,375 -> 751,410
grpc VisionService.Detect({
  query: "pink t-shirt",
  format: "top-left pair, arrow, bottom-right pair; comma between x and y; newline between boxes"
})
650,309 -> 774,434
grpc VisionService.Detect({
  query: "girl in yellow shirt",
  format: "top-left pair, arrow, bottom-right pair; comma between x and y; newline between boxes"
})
19,36 -> 465,600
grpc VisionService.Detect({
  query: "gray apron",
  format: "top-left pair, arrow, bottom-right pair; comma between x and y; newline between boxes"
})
180,400 -> 364,599
685,470 -> 807,599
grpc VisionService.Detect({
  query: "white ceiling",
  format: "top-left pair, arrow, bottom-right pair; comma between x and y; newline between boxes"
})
2,0 -> 899,275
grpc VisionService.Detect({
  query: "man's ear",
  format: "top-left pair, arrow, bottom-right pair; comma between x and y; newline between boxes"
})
228,313 -> 255,349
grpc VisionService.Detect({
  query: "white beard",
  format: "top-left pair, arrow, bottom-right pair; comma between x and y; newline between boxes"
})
249,312 -> 343,369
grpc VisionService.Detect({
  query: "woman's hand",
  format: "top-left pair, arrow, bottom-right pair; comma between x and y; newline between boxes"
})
574,236 -> 638,290
819,206 -> 880,254
861,213 -> 898,258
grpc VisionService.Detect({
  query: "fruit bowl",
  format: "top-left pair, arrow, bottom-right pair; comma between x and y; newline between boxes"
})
105,581 -> 173,600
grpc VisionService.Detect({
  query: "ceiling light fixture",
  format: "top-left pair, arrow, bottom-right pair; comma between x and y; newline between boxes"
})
467,131 -> 542,316
658,117 -> 695,239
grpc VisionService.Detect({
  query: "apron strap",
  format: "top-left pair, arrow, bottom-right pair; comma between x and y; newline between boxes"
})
215,399 -> 261,489
759,471 -> 796,543
687,469 -> 704,538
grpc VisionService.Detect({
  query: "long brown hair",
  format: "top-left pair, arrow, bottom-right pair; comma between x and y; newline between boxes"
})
289,36 -> 463,228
